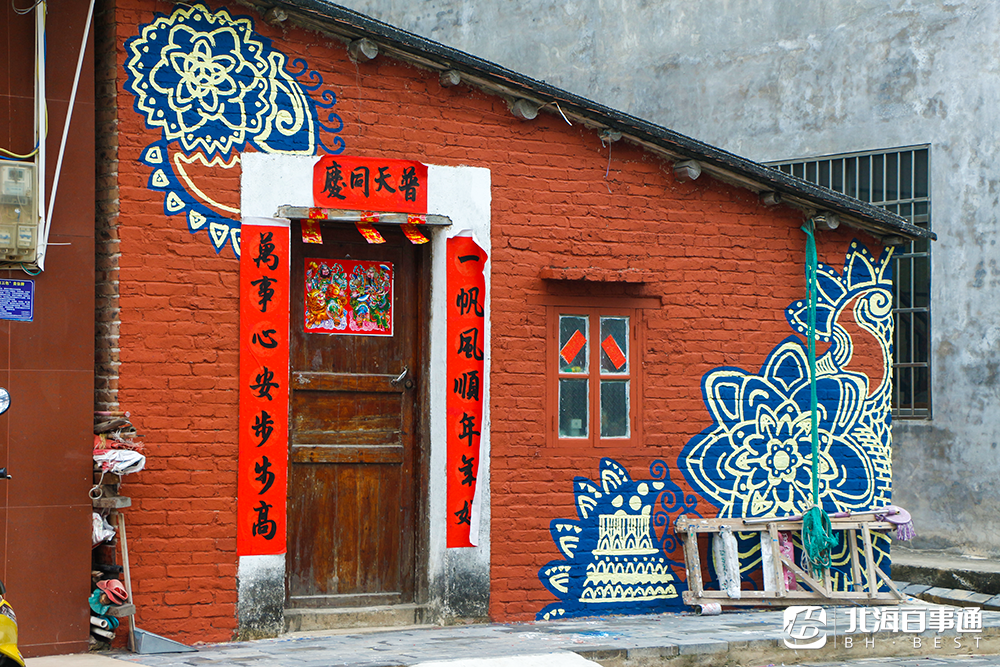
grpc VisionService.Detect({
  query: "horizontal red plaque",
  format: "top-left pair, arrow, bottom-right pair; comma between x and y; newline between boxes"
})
314,155 -> 428,214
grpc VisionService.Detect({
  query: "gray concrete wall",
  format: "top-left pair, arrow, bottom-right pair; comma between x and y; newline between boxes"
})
339,0 -> 1000,555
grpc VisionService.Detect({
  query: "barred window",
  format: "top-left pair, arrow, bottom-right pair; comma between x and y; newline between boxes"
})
768,146 -> 931,418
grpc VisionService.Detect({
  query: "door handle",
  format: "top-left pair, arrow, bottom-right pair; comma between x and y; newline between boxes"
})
390,367 -> 409,386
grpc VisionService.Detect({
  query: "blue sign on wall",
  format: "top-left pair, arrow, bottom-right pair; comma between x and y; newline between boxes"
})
0,279 -> 33,321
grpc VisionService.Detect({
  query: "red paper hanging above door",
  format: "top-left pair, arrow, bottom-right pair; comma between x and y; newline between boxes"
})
314,155 -> 428,214
446,235 -> 488,548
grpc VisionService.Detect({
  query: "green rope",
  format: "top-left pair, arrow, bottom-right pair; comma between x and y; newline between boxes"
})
800,219 -> 837,577
802,219 -> 820,506
802,506 -> 837,575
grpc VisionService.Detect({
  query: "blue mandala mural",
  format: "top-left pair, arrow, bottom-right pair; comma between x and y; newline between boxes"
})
537,458 -> 699,620
680,337 -> 876,518
681,240 -> 894,520
124,4 -> 345,256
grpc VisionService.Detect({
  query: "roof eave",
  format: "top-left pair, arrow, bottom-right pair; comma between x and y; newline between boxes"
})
234,0 -> 936,243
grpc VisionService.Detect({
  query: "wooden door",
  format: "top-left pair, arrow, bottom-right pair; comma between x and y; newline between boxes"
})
287,222 -> 424,608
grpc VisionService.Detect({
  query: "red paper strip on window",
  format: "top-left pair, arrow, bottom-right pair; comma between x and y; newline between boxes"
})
301,219 -> 323,244
602,334 -> 627,370
307,207 -> 328,220
560,330 -> 586,365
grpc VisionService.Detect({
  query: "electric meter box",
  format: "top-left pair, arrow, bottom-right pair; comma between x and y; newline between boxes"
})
0,162 -> 38,262
0,163 -> 32,198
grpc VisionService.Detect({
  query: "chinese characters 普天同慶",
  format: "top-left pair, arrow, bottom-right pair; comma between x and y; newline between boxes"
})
314,156 -> 428,214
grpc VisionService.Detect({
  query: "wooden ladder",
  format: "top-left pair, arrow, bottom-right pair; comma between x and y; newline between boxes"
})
675,514 -> 905,607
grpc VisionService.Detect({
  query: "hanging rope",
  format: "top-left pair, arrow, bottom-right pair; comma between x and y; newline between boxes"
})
800,219 -> 838,576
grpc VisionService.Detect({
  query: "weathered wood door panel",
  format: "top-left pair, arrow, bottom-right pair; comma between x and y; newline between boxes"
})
288,223 -> 423,609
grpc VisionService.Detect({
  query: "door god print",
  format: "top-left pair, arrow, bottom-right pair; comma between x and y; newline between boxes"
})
304,259 -> 393,336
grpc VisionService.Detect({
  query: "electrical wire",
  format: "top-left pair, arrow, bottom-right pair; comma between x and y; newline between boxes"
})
0,145 -> 38,160
12,0 -> 44,15
2,0 -> 47,274
41,0 -> 92,272
0,0 -> 45,161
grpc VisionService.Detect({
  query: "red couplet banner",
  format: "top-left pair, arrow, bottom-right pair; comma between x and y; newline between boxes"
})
238,224 -> 290,556
446,236 -> 488,548
313,155 -> 428,214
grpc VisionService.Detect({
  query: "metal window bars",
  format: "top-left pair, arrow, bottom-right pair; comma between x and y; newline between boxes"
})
768,146 -> 931,419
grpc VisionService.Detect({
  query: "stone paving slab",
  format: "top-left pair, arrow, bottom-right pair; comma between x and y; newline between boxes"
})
799,658 -> 1000,667
95,598 -> 1000,667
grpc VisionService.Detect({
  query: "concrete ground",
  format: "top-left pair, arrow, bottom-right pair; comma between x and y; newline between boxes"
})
27,657 -> 124,667
893,546 -> 1000,599
22,592 -> 1000,667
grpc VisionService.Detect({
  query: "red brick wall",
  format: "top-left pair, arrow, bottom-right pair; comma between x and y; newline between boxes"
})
487,175 -> 879,618
107,1 -> 242,641
107,0 -> 885,639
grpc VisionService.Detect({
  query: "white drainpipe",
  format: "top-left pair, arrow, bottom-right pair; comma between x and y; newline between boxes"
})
34,2 -> 45,270
40,0 -> 96,271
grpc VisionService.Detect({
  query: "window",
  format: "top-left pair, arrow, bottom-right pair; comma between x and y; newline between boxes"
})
547,306 -> 642,447
768,146 -> 931,418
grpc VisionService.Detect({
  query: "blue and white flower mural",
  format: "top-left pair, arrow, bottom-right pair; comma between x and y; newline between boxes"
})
539,241 -> 895,616
681,338 -> 876,518
682,240 -> 894,519
124,4 -> 345,256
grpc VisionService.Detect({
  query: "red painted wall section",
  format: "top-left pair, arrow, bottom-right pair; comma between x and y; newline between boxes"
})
110,4 -> 242,641
1,0 -> 96,656
107,0 -> 888,639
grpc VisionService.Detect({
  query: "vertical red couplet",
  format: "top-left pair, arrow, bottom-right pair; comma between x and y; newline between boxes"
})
238,224 -> 290,555
446,236 -> 488,548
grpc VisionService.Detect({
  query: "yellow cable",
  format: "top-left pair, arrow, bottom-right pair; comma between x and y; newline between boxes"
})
3,2 -> 46,160
0,147 -> 38,160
